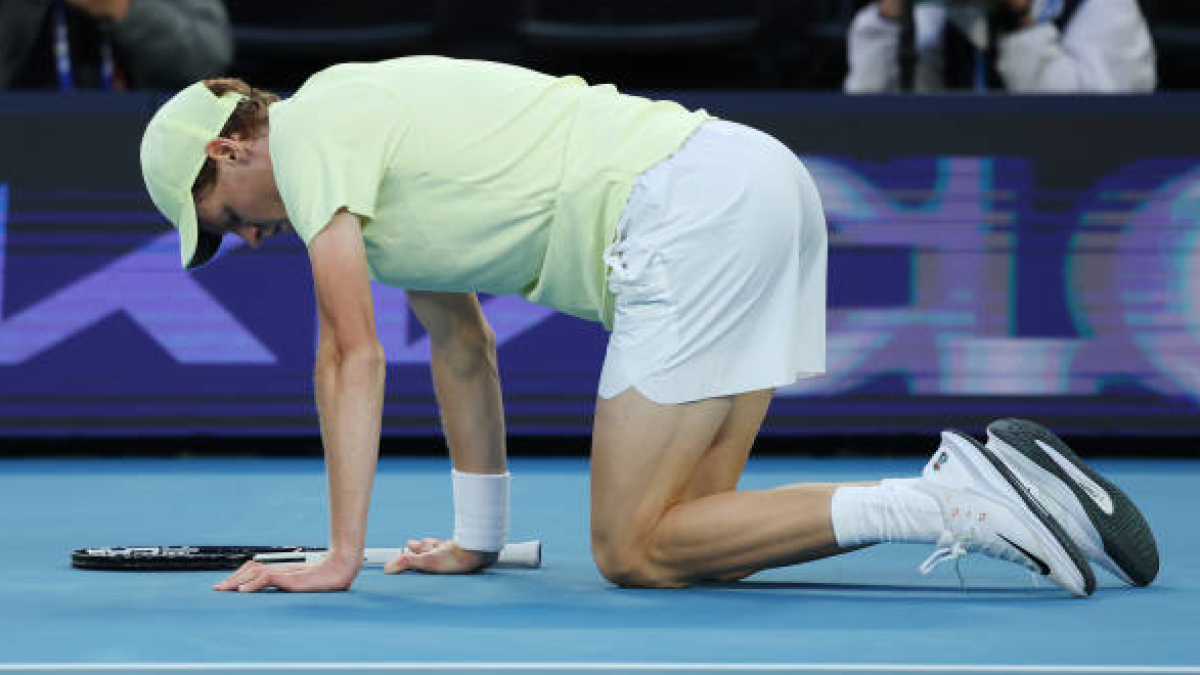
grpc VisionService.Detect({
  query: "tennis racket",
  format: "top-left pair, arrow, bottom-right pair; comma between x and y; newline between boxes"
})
72,540 -> 541,570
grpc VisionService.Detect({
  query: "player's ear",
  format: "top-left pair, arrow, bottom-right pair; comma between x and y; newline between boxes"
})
204,138 -> 233,162
204,136 -> 248,164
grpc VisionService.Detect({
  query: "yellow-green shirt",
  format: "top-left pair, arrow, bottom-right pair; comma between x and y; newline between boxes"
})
268,56 -> 708,328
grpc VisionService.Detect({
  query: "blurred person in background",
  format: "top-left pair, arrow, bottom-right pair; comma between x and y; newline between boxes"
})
844,0 -> 1156,93
0,0 -> 232,90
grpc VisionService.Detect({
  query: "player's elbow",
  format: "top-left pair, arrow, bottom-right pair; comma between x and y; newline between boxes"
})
343,341 -> 387,368
323,340 -> 387,376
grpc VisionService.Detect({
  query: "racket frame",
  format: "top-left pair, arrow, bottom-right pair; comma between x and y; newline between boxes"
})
71,540 -> 541,570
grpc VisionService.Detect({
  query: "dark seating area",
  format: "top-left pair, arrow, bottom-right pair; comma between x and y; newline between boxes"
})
219,0 -> 844,90
225,0 -> 451,90
1141,0 -> 1200,89
219,0 -> 1200,91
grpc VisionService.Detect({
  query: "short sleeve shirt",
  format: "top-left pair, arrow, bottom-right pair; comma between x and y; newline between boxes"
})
269,57 -> 708,327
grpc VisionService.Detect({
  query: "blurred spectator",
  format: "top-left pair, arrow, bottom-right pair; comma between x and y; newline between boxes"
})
844,0 -> 1157,93
0,0 -> 232,90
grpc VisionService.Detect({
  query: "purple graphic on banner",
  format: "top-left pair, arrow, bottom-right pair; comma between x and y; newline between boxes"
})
0,231 -> 273,364
784,156 -> 1010,397
1068,161 -> 1200,399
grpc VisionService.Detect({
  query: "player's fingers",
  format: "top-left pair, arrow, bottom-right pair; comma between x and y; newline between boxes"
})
238,568 -> 276,593
227,564 -> 261,591
407,538 -> 439,554
213,559 -> 255,586
384,554 -> 414,574
407,551 -> 453,574
234,563 -> 271,588
385,551 -> 448,573
214,561 -> 260,590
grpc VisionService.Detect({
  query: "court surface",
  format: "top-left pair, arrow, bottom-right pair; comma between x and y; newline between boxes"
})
1,455 -> 1197,674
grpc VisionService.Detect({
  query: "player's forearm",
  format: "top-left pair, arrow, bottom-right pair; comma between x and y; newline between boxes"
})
429,330 -> 507,476
314,341 -> 387,564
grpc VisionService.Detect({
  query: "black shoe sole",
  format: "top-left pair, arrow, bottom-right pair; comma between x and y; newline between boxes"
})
987,418 -> 1160,587
948,429 -> 1096,597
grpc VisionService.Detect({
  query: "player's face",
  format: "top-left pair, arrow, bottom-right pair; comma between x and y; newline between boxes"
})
195,136 -> 291,248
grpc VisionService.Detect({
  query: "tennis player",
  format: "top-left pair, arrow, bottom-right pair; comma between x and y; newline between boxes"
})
140,56 -> 1156,595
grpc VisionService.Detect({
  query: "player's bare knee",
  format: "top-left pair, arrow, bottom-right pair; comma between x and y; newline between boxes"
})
592,539 -> 686,589
597,557 -> 681,588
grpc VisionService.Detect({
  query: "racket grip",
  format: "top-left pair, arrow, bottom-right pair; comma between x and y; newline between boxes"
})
255,540 -> 541,568
495,540 -> 541,568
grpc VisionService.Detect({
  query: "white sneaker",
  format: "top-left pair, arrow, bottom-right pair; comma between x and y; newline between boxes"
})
913,430 -> 1096,597
986,418 -> 1159,587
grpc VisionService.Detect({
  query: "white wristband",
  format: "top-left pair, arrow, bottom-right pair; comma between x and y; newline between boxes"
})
451,469 -> 509,553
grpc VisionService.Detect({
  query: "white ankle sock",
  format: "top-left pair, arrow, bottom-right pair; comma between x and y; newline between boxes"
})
830,478 -> 945,547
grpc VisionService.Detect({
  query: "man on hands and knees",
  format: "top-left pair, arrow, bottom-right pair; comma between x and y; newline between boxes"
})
139,57 -> 1158,596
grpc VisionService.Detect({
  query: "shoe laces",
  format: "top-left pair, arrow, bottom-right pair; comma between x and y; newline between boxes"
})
919,540 -> 969,587
919,523 -> 1042,588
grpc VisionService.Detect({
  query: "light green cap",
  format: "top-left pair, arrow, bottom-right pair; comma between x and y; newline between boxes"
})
140,82 -> 244,270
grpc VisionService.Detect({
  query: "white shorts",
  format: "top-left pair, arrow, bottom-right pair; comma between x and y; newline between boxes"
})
598,119 -> 828,405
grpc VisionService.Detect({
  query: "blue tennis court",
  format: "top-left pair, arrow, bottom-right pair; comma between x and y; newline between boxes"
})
2,455 -> 1197,673
4,5 -> 1200,674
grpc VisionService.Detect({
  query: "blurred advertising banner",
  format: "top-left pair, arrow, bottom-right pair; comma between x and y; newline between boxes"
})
1,93 -> 1198,437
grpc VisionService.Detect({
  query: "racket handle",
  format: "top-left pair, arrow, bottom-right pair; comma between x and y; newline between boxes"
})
495,540 -> 541,568
255,540 -> 541,569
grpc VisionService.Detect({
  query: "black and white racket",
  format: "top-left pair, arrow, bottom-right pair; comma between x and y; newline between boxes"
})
72,540 -> 541,570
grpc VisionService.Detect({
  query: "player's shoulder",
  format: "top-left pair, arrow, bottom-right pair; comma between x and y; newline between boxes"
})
292,57 -> 450,97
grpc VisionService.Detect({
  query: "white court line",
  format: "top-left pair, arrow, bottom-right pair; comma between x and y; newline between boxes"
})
0,665 -> 1198,673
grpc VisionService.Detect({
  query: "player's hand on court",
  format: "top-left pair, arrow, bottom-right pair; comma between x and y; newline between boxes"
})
213,554 -> 360,593
384,538 -> 498,575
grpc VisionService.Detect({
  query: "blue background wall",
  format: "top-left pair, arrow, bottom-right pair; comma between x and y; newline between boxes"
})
1,93 -> 1198,438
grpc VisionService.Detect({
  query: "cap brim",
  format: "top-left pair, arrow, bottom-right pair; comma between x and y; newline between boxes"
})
176,197 -> 222,270
189,230 -> 223,270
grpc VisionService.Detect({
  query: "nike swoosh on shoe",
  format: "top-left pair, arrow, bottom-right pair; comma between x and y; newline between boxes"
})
998,533 -> 1050,575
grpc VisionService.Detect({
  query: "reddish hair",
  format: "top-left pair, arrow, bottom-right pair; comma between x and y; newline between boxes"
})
191,78 -> 281,199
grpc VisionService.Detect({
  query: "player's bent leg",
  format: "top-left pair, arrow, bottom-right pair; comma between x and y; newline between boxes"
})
676,388 -> 770,582
591,389 -> 1096,595
590,387 -> 852,587
677,388 -> 771,503
589,387 -> 731,587
673,388 -> 866,582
